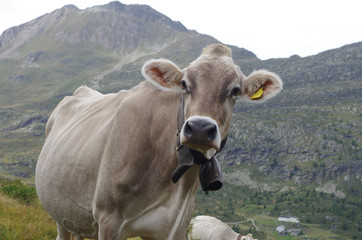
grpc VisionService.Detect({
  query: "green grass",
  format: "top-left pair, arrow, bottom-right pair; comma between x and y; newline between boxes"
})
0,180 -> 36,203
0,179 -> 149,240
0,180 -> 57,239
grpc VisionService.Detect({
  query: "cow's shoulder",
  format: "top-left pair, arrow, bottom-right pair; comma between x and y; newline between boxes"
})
73,85 -> 102,98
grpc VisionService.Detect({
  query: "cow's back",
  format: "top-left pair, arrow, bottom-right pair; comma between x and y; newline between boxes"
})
35,85 -> 132,238
189,216 -> 239,240
44,86 -> 102,136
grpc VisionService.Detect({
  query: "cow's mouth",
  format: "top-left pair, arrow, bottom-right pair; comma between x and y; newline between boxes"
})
187,145 -> 218,160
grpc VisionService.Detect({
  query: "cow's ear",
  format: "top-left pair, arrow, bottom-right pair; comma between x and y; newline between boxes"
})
240,70 -> 283,102
142,59 -> 183,91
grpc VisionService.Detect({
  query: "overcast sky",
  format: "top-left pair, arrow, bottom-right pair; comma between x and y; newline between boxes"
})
1,0 -> 361,59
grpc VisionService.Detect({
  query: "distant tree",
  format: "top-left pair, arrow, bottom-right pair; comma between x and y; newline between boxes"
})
320,192 -> 325,198
305,190 -> 310,197
232,225 -> 240,233
341,222 -> 348,230
272,158 -> 277,167
274,204 -> 279,211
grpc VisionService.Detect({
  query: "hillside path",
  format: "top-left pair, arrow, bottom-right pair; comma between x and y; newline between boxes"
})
227,219 -> 260,231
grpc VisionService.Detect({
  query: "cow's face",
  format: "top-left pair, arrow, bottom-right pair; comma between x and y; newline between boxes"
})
142,44 -> 282,159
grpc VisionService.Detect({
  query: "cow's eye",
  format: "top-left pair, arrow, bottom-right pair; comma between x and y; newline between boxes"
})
181,80 -> 190,94
230,87 -> 241,98
181,80 -> 187,89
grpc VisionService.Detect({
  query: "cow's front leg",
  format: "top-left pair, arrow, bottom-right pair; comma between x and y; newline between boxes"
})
56,222 -> 72,240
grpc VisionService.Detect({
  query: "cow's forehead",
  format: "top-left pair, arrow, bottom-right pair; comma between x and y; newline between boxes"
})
185,56 -> 240,88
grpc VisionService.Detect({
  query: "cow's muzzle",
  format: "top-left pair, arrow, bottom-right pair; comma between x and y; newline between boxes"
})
180,116 -> 221,159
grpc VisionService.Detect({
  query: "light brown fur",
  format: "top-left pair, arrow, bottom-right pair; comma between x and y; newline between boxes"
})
202,44 -> 232,57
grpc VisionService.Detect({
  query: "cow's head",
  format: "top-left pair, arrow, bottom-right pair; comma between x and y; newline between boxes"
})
142,44 -> 282,159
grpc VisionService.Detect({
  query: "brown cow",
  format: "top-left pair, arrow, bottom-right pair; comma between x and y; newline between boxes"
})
35,44 -> 282,240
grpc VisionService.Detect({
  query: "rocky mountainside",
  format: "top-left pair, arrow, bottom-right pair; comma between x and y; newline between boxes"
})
0,1 -> 255,107
223,42 -> 362,190
0,1 -> 361,238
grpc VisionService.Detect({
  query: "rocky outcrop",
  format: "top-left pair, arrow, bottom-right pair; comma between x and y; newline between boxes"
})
2,114 -> 48,135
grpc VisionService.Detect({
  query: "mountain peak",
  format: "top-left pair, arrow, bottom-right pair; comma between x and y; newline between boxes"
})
0,1 -> 193,58
62,4 -> 79,10
104,1 -> 126,10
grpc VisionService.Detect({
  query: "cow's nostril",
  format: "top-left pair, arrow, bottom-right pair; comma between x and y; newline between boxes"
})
184,121 -> 193,137
206,125 -> 217,140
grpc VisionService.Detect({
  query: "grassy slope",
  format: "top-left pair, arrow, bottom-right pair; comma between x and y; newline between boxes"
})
0,180 -> 57,239
0,179 -> 147,240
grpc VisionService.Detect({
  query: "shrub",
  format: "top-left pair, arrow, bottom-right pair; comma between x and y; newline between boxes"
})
0,180 -> 36,203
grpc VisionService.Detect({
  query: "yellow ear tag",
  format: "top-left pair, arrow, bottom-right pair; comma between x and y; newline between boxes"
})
251,87 -> 264,99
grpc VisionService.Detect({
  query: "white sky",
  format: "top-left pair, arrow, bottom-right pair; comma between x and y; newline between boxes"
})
0,0 -> 361,60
